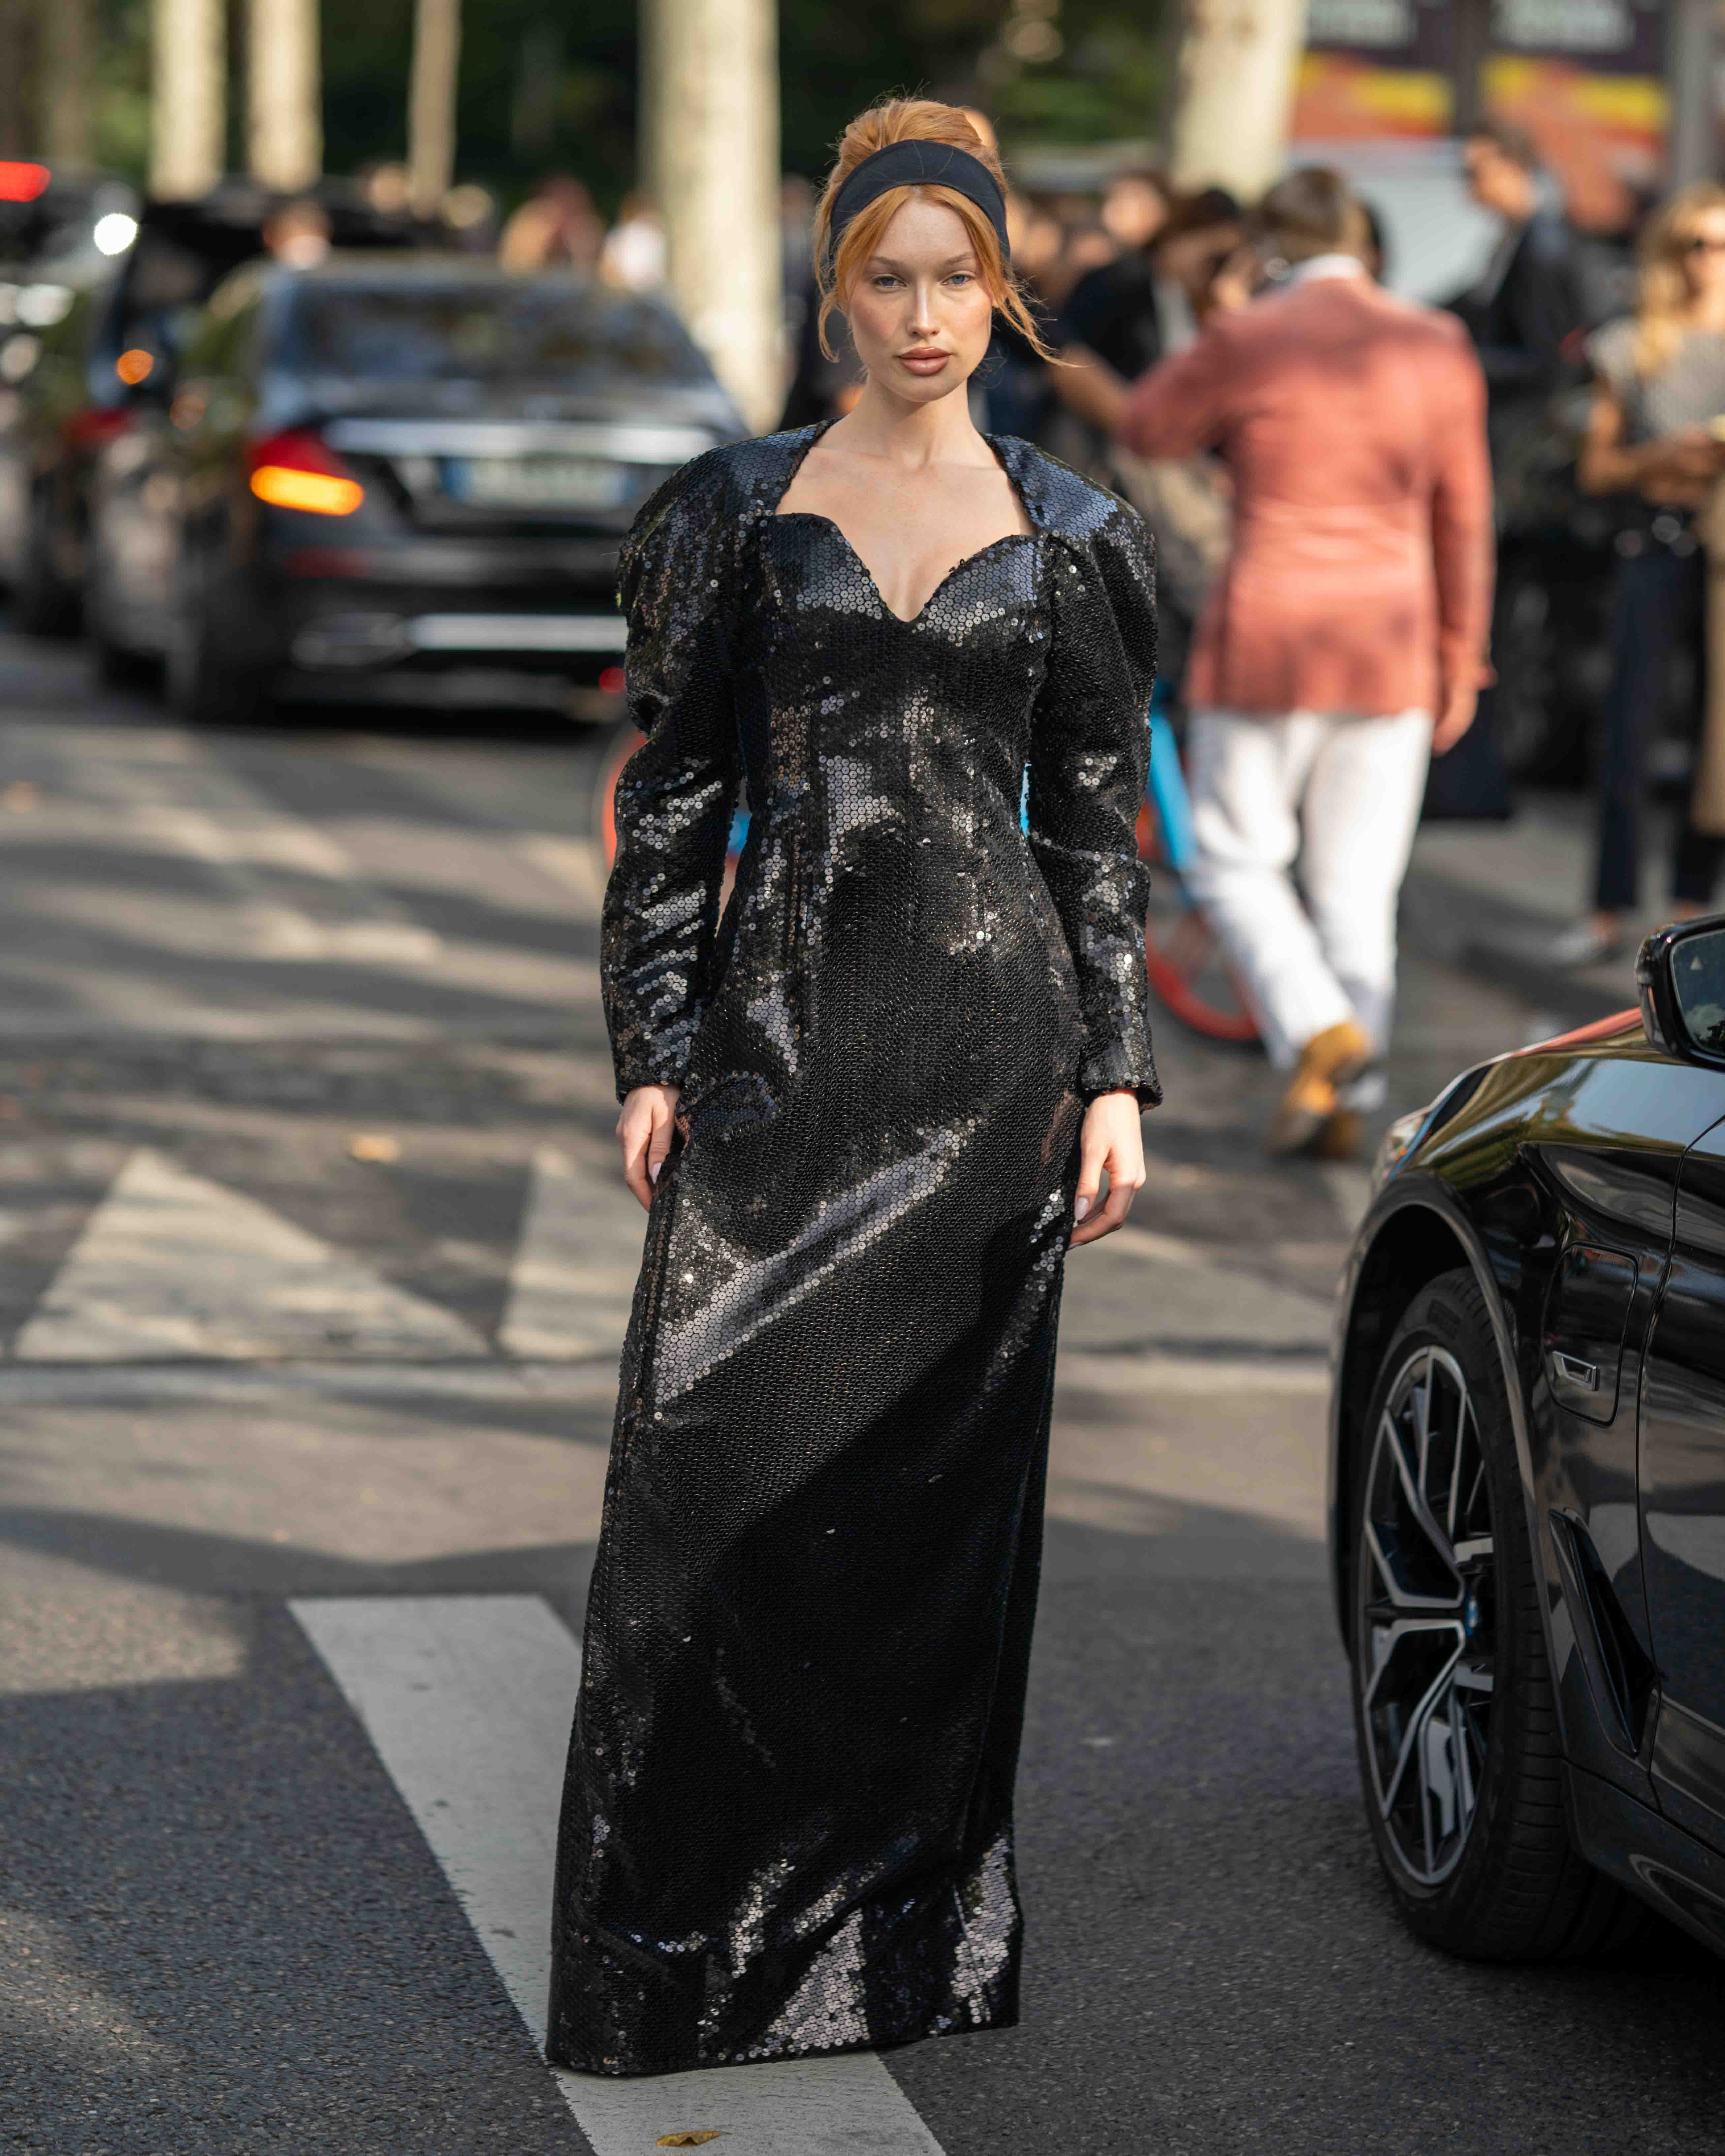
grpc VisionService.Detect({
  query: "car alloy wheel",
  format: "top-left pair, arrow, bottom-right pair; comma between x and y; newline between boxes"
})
1350,1272 -> 1638,1958
1356,1341 -> 1496,1888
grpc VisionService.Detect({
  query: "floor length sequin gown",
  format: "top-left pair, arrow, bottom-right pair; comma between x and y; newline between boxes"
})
548,425 -> 1159,2077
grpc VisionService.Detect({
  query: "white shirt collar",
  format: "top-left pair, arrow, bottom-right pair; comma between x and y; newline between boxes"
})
1285,253 -> 1367,288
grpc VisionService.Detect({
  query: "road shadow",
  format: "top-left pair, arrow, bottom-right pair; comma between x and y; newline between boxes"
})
0,1603 -> 588,2155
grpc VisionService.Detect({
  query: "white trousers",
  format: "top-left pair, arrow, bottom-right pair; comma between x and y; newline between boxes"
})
1184,706 -> 1432,1079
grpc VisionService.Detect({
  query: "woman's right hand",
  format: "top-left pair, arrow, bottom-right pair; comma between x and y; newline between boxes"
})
1657,424 -> 1725,486
1580,392 -> 1725,502
617,1084 -> 681,1210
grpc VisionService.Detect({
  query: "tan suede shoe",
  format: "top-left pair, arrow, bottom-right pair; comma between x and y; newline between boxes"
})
1312,1109 -> 1366,1162
1266,1019 -> 1372,1157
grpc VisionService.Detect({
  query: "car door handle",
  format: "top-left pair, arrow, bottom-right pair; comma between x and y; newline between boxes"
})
1552,1351 -> 1601,1391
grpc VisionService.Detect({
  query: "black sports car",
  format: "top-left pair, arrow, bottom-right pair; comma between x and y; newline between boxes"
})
1331,914 -> 1725,1960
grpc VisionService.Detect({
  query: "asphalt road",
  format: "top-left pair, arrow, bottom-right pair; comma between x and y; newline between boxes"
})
1,629 -> 1721,2155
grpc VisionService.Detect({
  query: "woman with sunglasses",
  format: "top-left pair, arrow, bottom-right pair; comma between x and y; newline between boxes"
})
1557,182 -> 1725,965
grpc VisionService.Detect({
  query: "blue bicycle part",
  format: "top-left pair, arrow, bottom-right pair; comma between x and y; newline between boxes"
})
1146,684 -> 1198,879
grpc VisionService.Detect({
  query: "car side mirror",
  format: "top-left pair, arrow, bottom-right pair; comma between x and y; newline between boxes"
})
1638,915 -> 1725,1068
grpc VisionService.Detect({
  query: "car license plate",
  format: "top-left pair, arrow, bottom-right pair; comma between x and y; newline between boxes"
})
446,456 -> 627,509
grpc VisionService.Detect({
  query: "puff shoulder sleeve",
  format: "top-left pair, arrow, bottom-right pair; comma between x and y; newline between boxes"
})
602,449 -> 744,1100
1027,500 -> 1161,1107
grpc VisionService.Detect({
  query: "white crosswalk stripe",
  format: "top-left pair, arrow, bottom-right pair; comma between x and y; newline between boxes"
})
500,1145 -> 644,1360
15,1148 -> 487,1362
492,1149 -> 1332,1363
293,1595 -> 947,2155
0,1141 -> 1330,1368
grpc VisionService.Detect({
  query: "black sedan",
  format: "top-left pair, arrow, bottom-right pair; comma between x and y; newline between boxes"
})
1331,915 -> 1725,1961
0,184 -> 422,643
85,253 -> 743,720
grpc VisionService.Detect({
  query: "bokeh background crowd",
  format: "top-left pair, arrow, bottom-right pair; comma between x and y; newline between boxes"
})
8,0 -> 1725,974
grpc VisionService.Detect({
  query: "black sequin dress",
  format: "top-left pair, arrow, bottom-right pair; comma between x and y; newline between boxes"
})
548,424 -> 1159,2077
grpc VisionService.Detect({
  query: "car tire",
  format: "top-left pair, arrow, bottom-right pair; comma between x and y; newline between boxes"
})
1351,1268 -> 1640,1960
93,633 -> 159,690
13,486 -> 80,638
84,553 -> 159,689
166,576 -> 270,727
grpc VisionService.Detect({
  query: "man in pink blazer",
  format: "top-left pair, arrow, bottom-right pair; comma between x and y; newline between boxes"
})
1119,168 -> 1495,1157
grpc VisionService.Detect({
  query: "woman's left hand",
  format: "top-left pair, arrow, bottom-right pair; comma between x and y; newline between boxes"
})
1070,1089 -> 1146,1248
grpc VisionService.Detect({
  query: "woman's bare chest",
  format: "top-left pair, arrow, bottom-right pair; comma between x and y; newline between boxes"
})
776,458 -> 1032,626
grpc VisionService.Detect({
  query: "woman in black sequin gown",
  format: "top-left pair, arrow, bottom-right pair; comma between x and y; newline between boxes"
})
548,101 -> 1160,2077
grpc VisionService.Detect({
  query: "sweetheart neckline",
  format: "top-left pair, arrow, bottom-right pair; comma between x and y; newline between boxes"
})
770,512 -> 1039,627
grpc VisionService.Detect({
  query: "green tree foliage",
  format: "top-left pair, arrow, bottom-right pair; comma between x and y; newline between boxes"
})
89,0 -> 153,174
322,0 -> 639,205
777,0 -> 998,176
70,0 -> 1170,204
987,0 -> 1171,148
320,0 -> 1170,202
8,0 -> 152,174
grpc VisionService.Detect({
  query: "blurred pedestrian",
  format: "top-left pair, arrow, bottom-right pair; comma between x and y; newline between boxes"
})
1441,120 -> 1581,824
600,191 -> 665,292
1554,181 -> 1725,966
262,198 -> 331,269
1119,168 -> 1495,1158
498,175 -> 603,275
779,173 -> 817,314
360,161 -> 413,218
441,182 -> 499,252
1056,216 -> 1119,298
1072,190 -> 1252,697
1099,166 -> 1169,256
1010,195 -> 1067,296
1452,118 -> 1586,421
1061,186 -> 1244,383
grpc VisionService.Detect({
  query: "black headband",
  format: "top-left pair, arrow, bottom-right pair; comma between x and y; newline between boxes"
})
826,140 -> 1010,273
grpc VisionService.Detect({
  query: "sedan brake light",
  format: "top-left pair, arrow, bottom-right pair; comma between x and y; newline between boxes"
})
61,406 -> 133,452
0,162 -> 49,203
247,429 -> 365,517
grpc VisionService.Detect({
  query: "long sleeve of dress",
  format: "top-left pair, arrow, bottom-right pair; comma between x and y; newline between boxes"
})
602,452 -> 744,1099
1028,509 -> 1162,1107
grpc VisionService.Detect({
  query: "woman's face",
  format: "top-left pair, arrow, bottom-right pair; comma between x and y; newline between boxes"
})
1680,205 -> 1725,301
1102,174 -> 1167,252
843,195 -> 997,406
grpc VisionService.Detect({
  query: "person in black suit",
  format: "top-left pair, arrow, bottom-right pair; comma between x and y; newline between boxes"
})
1452,117 -> 1586,413
1435,119 -> 1588,822
1059,186 -> 1244,383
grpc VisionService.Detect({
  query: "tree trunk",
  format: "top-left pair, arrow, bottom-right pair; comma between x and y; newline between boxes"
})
0,5 -> 38,161
247,0 -> 321,192
408,0 -> 461,220
40,0 -> 88,167
1667,0 -> 1717,190
151,0 -> 226,199
645,0 -> 782,432
1166,0 -> 1309,201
